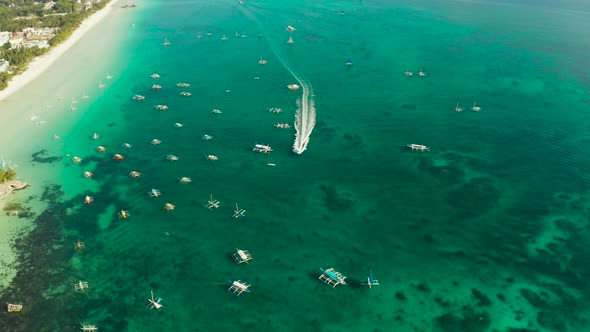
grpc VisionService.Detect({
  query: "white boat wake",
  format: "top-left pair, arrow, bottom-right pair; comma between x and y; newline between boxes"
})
238,6 -> 316,154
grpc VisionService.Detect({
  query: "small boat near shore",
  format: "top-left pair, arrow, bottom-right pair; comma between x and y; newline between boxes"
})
268,107 -> 282,113
285,25 -> 296,32
274,123 -> 291,129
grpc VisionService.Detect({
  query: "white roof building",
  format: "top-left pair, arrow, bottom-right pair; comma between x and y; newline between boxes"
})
0,31 -> 10,46
0,59 -> 9,73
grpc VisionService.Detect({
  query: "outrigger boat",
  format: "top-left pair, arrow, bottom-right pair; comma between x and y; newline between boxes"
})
268,107 -> 282,113
155,104 -> 168,111
285,25 -> 296,32
211,109 -> 222,114
179,177 -> 192,183
206,155 -> 218,161
74,240 -> 85,250
406,144 -> 430,151
232,248 -> 253,264
318,267 -> 347,288
164,203 -> 175,211
204,194 -> 220,210
180,91 -> 191,96
418,68 -> 427,77
122,143 -> 132,149
228,280 -> 251,296
258,57 -> 267,65
91,133 -> 100,140
72,156 -> 83,164
221,34 -> 228,41
148,188 -> 161,197
146,290 -> 164,310
202,134 -> 213,140
113,154 -> 124,161
232,202 -> 246,219
80,324 -> 98,332
253,143 -> 272,153
362,269 -> 379,288
129,171 -> 141,178
177,82 -> 190,87
96,146 -> 106,152
74,280 -> 89,291
174,123 -> 183,128
118,210 -> 130,219
83,195 -> 94,205
455,102 -> 463,112
151,139 -> 161,145
287,84 -> 299,91
166,154 -> 179,161
83,171 -> 93,178
150,73 -> 160,79
152,84 -> 162,90
132,94 -> 145,101
162,38 -> 171,46
274,123 -> 291,129
404,68 -> 413,77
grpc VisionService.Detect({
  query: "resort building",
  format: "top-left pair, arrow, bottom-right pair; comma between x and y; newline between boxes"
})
9,32 -> 24,48
23,27 -> 58,39
44,1 -> 56,10
0,59 -> 9,73
0,31 -> 10,47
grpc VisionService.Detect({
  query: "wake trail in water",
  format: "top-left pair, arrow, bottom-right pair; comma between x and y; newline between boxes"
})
239,5 -> 316,154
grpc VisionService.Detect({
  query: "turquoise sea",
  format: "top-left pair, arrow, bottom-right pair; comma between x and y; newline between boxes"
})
2,0 -> 590,331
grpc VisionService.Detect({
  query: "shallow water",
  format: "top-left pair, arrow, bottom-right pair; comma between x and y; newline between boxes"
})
1,0 -> 590,331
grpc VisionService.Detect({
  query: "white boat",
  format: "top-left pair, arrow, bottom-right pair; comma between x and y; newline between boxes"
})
418,69 -> 427,77
106,73 -> 113,80
174,123 -> 183,128
152,84 -> 162,90
151,73 -> 160,79
212,109 -> 222,114
455,102 -> 463,112
206,155 -> 218,161
253,143 -> 272,153
163,38 -> 171,46
268,107 -> 282,113
404,69 -> 413,77
285,26 -> 296,32
91,133 -> 100,140
98,81 -> 106,89
287,36 -> 294,44
287,84 -> 300,91
258,57 -> 267,65
202,135 -> 213,140
133,94 -> 145,101
221,34 -> 228,41
180,92 -> 192,96
471,101 -> 481,112
274,123 -> 291,128
406,144 -> 430,151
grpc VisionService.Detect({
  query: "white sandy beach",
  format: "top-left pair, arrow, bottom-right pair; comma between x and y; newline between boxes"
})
0,0 -> 120,103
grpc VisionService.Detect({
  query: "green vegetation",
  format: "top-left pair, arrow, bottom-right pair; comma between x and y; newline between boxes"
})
0,0 -> 111,90
0,168 -> 17,183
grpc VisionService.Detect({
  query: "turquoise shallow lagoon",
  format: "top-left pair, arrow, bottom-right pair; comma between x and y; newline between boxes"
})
1,0 -> 590,331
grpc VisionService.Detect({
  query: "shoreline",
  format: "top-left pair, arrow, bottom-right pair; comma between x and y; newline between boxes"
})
0,0 -> 121,103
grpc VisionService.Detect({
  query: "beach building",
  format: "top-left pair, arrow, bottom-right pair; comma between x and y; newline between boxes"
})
22,40 -> 49,48
9,33 -> 24,48
0,31 -> 10,47
0,59 -> 9,73
44,1 -> 56,10
23,27 -> 58,39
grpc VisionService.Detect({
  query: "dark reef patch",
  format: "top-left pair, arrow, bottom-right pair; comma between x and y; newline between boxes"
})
31,149 -> 62,164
